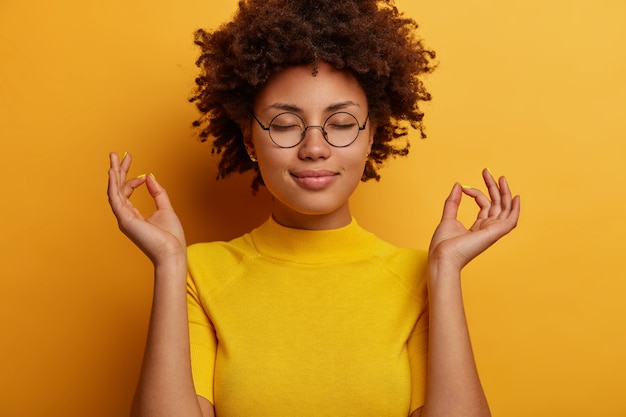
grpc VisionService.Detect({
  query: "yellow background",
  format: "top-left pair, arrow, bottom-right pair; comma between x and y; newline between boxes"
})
1,0 -> 624,415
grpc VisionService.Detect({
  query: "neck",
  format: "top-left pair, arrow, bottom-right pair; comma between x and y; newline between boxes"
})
271,204 -> 352,230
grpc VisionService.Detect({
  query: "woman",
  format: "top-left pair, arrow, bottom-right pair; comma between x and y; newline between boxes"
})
107,1 -> 520,416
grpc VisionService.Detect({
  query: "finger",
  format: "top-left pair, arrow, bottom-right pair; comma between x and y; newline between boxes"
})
497,176 -> 513,218
109,151 -> 129,177
144,173 -> 174,211
110,152 -> 120,169
108,167 -> 129,218
461,186 -> 491,220
509,195 -> 522,227
108,152 -> 146,213
112,152 -> 145,200
122,175 -> 148,199
482,168 -> 502,217
107,153 -> 123,205
119,152 -> 132,183
441,183 -> 463,221
109,172 -> 139,212
507,194 -> 521,228
481,193 -> 520,239
108,152 -> 129,198
110,178 -> 149,230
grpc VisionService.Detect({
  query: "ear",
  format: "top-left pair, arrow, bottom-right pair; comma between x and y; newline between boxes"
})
241,122 -> 256,157
366,124 -> 374,155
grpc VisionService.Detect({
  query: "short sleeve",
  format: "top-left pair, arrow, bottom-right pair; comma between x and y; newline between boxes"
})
187,271 -> 217,403
379,245 -> 429,413
408,292 -> 429,413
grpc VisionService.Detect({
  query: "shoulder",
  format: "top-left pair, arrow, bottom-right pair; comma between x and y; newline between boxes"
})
187,232 -> 258,292
369,236 -> 429,299
351,221 -> 428,278
187,233 -> 254,266
368,231 -> 428,271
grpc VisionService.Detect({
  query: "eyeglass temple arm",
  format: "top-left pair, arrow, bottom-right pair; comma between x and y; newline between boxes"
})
252,113 -> 270,130
359,113 -> 369,130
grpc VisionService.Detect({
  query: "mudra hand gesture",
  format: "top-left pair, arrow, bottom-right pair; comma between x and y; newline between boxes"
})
107,152 -> 186,266
429,168 -> 521,275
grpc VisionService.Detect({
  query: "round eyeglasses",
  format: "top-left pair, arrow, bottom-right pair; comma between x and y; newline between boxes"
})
252,111 -> 369,148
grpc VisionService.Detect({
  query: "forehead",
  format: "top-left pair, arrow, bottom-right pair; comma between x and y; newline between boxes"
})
254,62 -> 367,112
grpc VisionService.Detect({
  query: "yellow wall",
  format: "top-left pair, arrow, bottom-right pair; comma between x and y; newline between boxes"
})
1,0 -> 624,415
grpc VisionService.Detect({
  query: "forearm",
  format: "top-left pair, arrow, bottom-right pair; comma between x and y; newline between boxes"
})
420,262 -> 490,417
131,257 -> 203,417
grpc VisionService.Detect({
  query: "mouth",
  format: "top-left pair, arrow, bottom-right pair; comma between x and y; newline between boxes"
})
291,170 -> 339,190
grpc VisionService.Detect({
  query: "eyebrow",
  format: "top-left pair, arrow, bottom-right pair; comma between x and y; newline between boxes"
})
264,101 -> 362,113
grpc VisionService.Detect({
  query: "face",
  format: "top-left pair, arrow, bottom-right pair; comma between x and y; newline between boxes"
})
246,62 -> 373,230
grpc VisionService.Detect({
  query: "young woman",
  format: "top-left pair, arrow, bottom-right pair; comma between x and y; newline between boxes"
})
107,1 -> 520,416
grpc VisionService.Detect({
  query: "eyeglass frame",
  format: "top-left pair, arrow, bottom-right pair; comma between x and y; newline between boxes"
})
252,111 -> 369,148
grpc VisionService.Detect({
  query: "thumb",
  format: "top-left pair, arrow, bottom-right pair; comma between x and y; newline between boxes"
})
145,174 -> 174,211
441,183 -> 463,221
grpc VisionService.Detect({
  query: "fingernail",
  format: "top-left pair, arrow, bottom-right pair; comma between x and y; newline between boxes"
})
122,151 -> 128,160
486,167 -> 493,176
461,184 -> 472,189
136,173 -> 146,179
149,173 -> 156,179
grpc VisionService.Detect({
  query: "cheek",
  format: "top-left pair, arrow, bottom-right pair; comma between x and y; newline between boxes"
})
343,152 -> 370,181
352,140 -> 373,164
255,150 -> 288,181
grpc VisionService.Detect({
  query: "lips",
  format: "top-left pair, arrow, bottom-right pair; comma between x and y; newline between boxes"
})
291,169 -> 339,190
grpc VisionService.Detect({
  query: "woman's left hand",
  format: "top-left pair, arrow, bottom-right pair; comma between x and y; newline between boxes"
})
428,169 -> 521,273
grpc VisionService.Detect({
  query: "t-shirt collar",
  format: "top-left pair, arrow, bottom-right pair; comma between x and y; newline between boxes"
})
249,216 -> 376,263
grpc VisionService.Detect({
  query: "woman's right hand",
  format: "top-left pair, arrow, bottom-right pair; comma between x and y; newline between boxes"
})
107,152 -> 187,266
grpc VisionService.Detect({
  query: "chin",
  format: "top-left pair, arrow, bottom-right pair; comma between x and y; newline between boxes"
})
276,195 -> 349,217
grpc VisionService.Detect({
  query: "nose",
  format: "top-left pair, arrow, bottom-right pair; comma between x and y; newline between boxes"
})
298,125 -> 331,160
302,125 -> 327,140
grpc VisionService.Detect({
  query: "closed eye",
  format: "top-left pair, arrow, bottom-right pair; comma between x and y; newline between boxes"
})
326,123 -> 357,130
271,124 -> 301,132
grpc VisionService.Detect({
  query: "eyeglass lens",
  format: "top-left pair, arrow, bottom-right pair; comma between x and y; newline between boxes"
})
268,112 -> 362,148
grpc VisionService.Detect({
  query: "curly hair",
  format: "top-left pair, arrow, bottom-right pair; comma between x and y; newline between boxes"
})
190,0 -> 436,190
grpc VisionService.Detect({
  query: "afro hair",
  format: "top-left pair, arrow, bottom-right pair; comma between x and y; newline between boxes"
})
190,0 -> 436,190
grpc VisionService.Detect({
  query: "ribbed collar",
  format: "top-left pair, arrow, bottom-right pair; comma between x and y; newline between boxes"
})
249,216 -> 377,264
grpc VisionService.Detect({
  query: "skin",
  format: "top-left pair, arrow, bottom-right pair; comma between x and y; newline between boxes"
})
245,62 -> 373,230
107,62 -> 520,417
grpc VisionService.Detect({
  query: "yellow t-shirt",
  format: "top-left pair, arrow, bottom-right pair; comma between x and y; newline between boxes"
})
187,217 -> 429,416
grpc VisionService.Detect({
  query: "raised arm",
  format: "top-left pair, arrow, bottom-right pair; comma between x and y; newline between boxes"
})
107,152 -> 213,417
417,169 -> 520,417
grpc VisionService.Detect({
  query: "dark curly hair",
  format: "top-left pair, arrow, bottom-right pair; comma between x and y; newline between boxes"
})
190,0 -> 435,190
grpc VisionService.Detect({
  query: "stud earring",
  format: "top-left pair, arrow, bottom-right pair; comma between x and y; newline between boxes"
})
249,154 -> 257,163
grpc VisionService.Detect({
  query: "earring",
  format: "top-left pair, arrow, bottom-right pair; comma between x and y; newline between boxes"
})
249,154 -> 257,163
